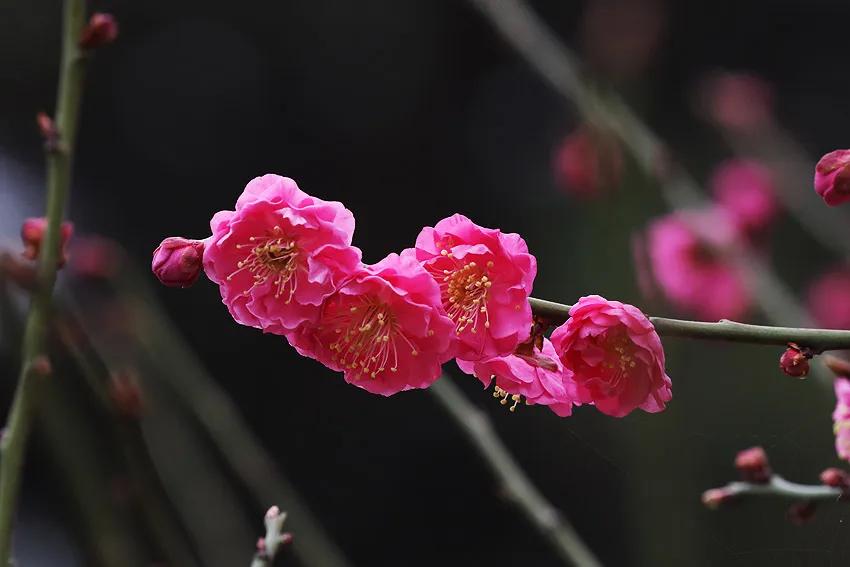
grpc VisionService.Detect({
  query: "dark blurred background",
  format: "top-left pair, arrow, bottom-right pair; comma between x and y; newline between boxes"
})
2,1 -> 850,565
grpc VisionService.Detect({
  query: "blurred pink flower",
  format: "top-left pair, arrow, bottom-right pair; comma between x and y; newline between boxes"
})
21,216 -> 74,267
152,237 -> 204,288
702,71 -> 773,132
814,150 -> 850,206
710,159 -> 778,234
646,209 -> 750,321
203,174 -> 361,334
550,295 -> 671,417
552,127 -> 623,199
287,253 -> 455,396
833,377 -> 850,463
403,214 -> 536,361
806,268 -> 850,329
456,338 -> 579,416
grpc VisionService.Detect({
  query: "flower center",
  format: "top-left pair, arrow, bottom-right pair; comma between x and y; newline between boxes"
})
227,226 -> 299,301
593,329 -> 638,391
432,251 -> 493,335
327,297 -> 419,380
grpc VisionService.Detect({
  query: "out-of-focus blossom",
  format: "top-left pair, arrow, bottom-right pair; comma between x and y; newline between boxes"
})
734,446 -> 771,483
287,254 -> 455,396
814,150 -> 850,206
581,0 -> 667,80
152,237 -> 204,288
550,295 -> 671,417
69,237 -> 123,280
806,268 -> 850,330
645,209 -> 750,321
699,71 -> 774,132
79,13 -> 118,49
833,377 -> 850,463
403,213 -> 536,361
779,345 -> 809,378
202,174 -> 361,335
20,216 -> 74,267
456,339 -> 579,416
552,127 -> 624,199
710,159 -> 778,234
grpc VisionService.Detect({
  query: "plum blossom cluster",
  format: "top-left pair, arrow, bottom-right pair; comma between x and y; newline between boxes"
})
639,159 -> 779,322
152,174 -> 672,417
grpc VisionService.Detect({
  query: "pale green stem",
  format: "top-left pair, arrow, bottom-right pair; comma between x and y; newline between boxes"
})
0,0 -> 87,562
530,298 -> 850,351
716,475 -> 842,501
430,378 -> 602,567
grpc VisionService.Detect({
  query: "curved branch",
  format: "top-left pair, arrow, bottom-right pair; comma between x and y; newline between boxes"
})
529,297 -> 850,351
709,475 -> 842,502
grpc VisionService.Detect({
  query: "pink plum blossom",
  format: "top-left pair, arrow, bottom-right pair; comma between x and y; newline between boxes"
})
152,237 -> 204,288
806,268 -> 850,330
202,174 -> 361,335
646,209 -> 750,321
287,253 -> 455,396
550,295 -> 672,418
456,339 -> 579,416
710,159 -> 778,234
403,214 -> 536,361
833,377 -> 850,463
815,150 -> 850,206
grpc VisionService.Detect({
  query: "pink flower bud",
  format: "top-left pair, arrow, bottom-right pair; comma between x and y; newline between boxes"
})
779,346 -> 810,378
701,488 -> 734,510
786,501 -> 817,526
820,467 -> 850,489
702,72 -> 773,132
151,237 -> 204,288
735,446 -> 772,483
552,127 -> 623,199
20,217 -> 74,266
264,505 -> 281,521
814,150 -> 850,206
79,13 -> 118,50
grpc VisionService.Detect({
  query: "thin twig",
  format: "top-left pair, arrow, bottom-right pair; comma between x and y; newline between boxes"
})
529,297 -> 850,350
250,506 -> 290,567
430,378 -> 601,567
709,475 -> 842,502
0,0 -> 88,561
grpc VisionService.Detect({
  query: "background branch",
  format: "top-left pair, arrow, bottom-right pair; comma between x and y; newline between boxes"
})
430,378 -> 601,567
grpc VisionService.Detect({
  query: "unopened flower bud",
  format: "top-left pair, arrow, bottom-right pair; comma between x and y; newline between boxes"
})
151,237 -> 204,288
701,488 -> 734,510
265,505 -> 281,521
79,13 -> 118,50
735,446 -> 772,483
786,501 -> 817,526
779,345 -> 810,378
21,217 -> 74,266
815,150 -> 850,207
31,355 -> 52,377
552,126 -> 623,199
820,467 -> 850,490
108,371 -> 144,419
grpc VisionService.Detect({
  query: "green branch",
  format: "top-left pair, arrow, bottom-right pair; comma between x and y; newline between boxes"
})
530,298 -> 850,351
0,0 -> 88,562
